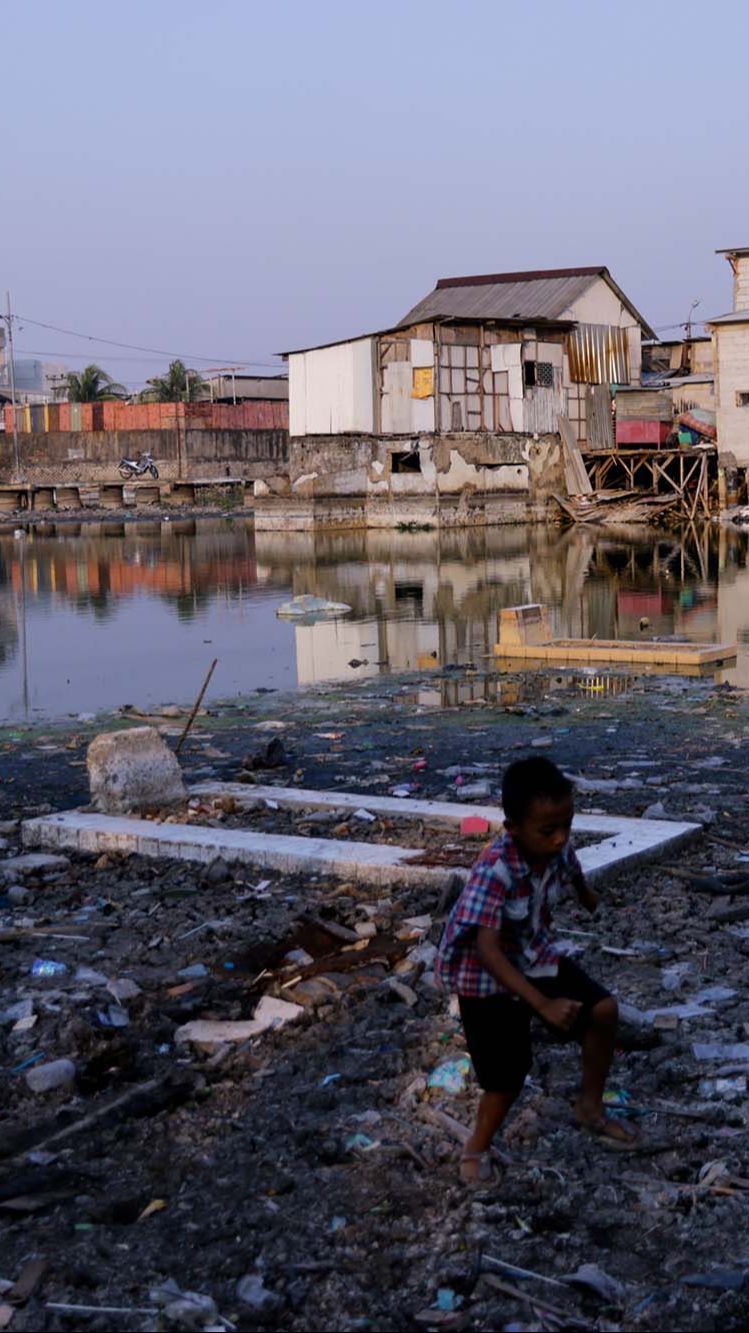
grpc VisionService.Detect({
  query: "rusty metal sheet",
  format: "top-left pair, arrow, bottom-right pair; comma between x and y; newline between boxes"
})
567,324 -> 630,385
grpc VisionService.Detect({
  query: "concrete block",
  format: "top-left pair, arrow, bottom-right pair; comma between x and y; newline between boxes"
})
87,726 -> 187,814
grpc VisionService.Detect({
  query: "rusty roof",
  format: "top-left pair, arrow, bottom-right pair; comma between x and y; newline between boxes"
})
400,266 -> 655,338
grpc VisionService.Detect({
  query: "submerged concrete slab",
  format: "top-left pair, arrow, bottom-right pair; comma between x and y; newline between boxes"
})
191,782 -> 701,885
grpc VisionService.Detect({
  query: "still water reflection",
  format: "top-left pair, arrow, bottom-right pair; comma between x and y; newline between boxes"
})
0,517 -> 747,721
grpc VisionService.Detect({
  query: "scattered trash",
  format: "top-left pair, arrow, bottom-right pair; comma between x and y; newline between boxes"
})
693,1042 -> 749,1062
352,808 -> 376,822
427,1057 -> 471,1094
30,959 -> 68,978
460,815 -> 491,837
175,995 -> 303,1049
242,737 -> 287,771
106,977 -> 141,1002
564,1263 -> 629,1304
95,1005 -> 130,1028
698,1076 -> 747,1101
236,1273 -> 284,1316
276,594 -> 352,622
330,1215 -> 347,1232
682,1269 -> 747,1291
345,1133 -> 380,1153
435,1287 -> 462,1312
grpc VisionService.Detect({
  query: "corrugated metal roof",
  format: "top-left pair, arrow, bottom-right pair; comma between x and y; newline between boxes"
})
707,309 -> 749,325
399,265 -> 656,339
400,271 -> 598,325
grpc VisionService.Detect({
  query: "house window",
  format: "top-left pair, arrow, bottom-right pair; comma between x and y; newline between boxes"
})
524,361 -> 554,388
736,391 -> 749,407
391,449 -> 421,473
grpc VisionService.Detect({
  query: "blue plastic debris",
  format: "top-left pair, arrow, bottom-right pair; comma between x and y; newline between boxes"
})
30,959 -> 68,978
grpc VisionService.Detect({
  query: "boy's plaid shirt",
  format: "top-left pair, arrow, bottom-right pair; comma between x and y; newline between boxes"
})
436,832 -> 583,997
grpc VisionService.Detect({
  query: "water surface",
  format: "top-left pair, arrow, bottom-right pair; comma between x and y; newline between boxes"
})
0,517 -> 747,722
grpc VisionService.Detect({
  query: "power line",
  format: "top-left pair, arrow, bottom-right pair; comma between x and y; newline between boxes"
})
12,312 -> 282,367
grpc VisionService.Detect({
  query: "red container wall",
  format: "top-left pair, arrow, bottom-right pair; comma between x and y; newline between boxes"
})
80,404 -> 94,432
615,419 -> 670,447
58,403 -> 71,431
47,404 -> 60,432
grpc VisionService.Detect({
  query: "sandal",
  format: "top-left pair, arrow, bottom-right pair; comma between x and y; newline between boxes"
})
459,1151 -> 496,1184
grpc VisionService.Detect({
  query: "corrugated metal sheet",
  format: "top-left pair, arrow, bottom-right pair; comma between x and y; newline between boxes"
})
400,273 -> 596,326
567,325 -> 630,385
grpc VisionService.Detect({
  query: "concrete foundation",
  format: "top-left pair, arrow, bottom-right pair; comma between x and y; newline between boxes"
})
23,786 -> 700,889
254,430 -> 565,531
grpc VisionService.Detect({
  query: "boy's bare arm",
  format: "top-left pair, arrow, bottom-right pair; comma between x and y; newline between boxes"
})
571,868 -> 599,914
476,927 -> 581,1032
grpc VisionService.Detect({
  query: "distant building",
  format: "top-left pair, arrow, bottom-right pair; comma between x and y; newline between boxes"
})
262,266 -> 655,530
0,356 -> 68,406
201,373 -> 288,404
708,246 -> 749,469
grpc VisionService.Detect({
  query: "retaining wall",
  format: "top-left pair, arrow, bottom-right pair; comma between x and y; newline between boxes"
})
0,428 -> 288,485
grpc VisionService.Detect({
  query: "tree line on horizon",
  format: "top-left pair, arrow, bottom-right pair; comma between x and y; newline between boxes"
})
62,360 -> 209,403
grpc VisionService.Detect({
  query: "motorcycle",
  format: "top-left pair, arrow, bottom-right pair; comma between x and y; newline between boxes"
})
118,451 -> 159,480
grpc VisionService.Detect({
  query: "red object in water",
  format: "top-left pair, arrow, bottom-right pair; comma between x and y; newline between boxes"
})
413,758 -> 427,772
461,816 -> 491,838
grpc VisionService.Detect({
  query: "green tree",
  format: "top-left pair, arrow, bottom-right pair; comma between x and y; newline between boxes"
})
144,359 -> 208,403
63,364 -> 127,402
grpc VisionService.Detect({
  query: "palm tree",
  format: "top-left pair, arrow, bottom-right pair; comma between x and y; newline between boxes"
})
64,364 -> 127,402
144,359 -> 208,403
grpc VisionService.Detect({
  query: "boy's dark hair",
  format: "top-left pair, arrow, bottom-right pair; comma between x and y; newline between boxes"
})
502,757 -> 573,823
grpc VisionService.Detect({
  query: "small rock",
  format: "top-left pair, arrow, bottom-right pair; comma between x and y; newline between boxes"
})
386,978 -> 419,1007
643,801 -> 667,820
6,884 -> 29,905
355,922 -> 377,939
25,1058 -> 76,1093
203,857 -> 230,885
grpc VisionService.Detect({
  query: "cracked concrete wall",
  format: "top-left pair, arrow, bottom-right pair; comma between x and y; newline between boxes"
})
287,432 -> 560,502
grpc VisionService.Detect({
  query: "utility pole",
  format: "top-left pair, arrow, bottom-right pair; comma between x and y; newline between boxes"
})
4,292 -> 21,480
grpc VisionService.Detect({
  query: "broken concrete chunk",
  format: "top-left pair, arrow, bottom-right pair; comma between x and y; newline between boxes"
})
175,995 -> 303,1049
0,853 -> 70,880
87,726 -> 187,814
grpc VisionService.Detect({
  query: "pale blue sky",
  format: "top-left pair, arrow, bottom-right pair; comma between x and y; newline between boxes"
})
4,0 -> 747,386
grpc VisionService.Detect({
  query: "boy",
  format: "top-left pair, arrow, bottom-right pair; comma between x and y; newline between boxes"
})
436,757 -> 635,1184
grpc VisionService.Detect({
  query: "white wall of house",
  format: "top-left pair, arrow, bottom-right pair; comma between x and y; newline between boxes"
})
381,338 -> 436,434
712,321 -> 749,465
289,338 -> 375,437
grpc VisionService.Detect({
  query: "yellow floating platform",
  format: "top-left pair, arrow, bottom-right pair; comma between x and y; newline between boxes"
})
494,638 -> 737,668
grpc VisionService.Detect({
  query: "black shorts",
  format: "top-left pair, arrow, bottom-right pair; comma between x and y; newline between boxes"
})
458,958 -> 611,1094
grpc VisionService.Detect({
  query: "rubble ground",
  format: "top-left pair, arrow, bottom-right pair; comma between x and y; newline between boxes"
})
3,667 -> 749,1331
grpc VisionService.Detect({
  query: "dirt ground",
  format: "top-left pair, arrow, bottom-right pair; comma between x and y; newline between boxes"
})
3,667 -> 749,1331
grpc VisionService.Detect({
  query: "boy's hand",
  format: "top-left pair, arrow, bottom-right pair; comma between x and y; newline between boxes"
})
539,997 -> 583,1032
578,885 -> 600,914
